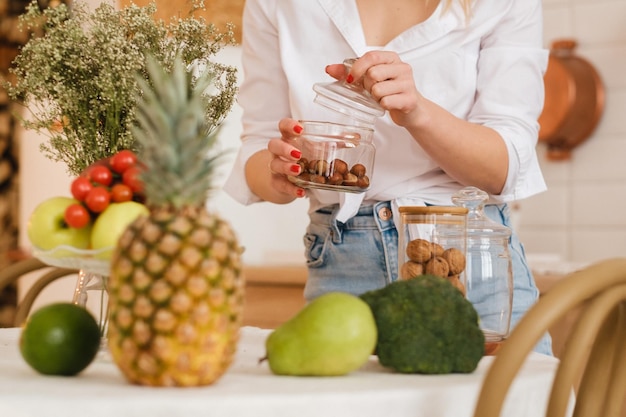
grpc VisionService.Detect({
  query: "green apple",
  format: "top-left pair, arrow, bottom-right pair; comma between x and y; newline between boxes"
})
90,201 -> 149,259
27,196 -> 92,253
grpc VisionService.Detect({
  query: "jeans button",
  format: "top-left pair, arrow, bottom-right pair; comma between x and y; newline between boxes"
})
378,207 -> 392,221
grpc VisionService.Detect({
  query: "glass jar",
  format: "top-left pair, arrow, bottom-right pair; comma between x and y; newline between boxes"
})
397,206 -> 468,294
452,186 -> 513,342
287,121 -> 375,193
290,58 -> 384,193
312,58 -> 385,127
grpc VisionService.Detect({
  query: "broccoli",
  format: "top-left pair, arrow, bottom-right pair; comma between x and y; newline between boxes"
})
360,274 -> 484,374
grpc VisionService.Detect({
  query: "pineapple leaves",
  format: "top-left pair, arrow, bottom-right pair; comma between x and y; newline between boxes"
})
131,55 -> 231,208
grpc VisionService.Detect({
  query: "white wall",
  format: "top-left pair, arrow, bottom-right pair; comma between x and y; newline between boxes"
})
517,0 -> 626,268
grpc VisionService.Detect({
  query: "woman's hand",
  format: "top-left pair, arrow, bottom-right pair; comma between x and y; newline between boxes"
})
245,118 -> 306,203
326,51 -> 424,128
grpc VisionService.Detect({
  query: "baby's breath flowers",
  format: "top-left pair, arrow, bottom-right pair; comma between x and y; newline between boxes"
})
4,0 -> 237,176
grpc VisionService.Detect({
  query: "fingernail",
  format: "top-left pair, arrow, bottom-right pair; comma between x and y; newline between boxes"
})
293,125 -> 303,134
325,65 -> 331,74
346,74 -> 354,84
290,164 -> 301,174
296,189 -> 305,198
290,149 -> 302,159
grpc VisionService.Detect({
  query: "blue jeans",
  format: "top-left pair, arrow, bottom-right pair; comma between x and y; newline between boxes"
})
303,201 -> 553,356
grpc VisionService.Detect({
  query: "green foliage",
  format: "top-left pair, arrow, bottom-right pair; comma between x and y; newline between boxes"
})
3,0 -> 237,176
132,55 -> 224,207
360,275 -> 485,374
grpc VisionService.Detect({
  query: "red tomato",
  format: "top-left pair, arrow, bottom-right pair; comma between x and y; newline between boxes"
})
64,203 -> 91,229
109,150 -> 138,174
84,187 -> 111,213
70,177 -> 93,201
122,166 -> 144,193
110,183 -> 133,202
88,165 -> 113,187
81,157 -> 111,178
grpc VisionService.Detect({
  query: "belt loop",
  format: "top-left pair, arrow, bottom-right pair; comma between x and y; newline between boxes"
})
329,204 -> 344,243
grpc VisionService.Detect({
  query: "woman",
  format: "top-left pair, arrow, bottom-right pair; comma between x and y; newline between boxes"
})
224,0 -> 552,354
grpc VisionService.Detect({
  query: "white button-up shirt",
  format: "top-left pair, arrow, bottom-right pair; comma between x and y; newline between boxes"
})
224,0 -> 548,222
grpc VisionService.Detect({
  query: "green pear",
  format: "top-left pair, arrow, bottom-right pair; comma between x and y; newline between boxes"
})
264,292 -> 377,376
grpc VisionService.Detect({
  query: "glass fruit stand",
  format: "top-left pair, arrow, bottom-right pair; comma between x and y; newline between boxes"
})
32,245 -> 111,342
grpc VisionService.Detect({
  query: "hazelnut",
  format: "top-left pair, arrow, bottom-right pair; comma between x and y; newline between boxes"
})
331,159 -> 349,175
297,158 -> 308,172
446,275 -> 466,296
342,172 -> 359,186
356,175 -> 370,189
406,238 -> 432,263
327,172 -> 344,185
400,261 -> 424,280
310,174 -> 327,184
297,172 -> 312,182
308,159 -> 330,176
424,256 -> 450,278
350,163 -> 367,177
442,247 -> 466,275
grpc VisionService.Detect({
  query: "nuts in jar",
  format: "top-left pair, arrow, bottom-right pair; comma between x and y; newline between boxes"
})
287,121 -> 375,194
400,239 -> 467,296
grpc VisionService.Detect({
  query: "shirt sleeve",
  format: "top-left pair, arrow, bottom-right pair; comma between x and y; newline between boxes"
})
469,0 -> 548,201
222,0 -> 289,205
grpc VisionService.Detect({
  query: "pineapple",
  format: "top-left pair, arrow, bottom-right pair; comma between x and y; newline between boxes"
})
106,56 -> 244,387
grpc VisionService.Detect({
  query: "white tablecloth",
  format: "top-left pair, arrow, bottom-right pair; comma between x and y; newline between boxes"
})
0,327 -> 571,417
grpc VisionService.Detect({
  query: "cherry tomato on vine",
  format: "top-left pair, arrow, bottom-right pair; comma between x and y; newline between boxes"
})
70,177 -> 93,201
122,166 -> 144,193
84,187 -> 111,213
110,183 -> 133,203
88,165 -> 113,187
109,150 -> 138,174
64,203 -> 91,229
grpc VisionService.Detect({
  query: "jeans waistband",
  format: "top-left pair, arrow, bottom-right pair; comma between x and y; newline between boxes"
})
312,201 -> 396,239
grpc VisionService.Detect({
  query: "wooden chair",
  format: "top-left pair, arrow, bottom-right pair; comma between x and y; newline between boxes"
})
0,257 -> 78,327
473,257 -> 626,417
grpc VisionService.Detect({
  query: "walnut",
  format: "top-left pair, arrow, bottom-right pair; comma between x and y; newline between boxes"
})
432,242 -> 445,258
442,247 -> 466,275
400,261 -> 424,280
446,275 -> 466,296
424,256 -> 450,278
406,238 -> 432,263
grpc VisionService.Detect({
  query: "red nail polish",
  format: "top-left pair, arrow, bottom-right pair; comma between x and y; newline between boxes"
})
290,164 -> 301,174
290,149 -> 302,159
293,125 -> 303,134
296,189 -> 305,197
346,74 -> 354,84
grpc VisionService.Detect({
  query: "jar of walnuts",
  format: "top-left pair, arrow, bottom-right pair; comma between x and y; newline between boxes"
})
397,206 -> 468,295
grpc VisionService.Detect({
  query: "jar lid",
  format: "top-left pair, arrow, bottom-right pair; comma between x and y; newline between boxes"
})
313,58 -> 385,126
451,187 -> 512,238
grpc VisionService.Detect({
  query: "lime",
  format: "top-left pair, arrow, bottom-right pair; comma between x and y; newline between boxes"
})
20,303 -> 101,376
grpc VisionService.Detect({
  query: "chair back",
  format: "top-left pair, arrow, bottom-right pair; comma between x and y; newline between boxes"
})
473,257 -> 626,417
0,257 -> 78,326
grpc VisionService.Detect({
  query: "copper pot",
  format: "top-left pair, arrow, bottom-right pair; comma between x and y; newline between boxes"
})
538,39 -> 605,160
